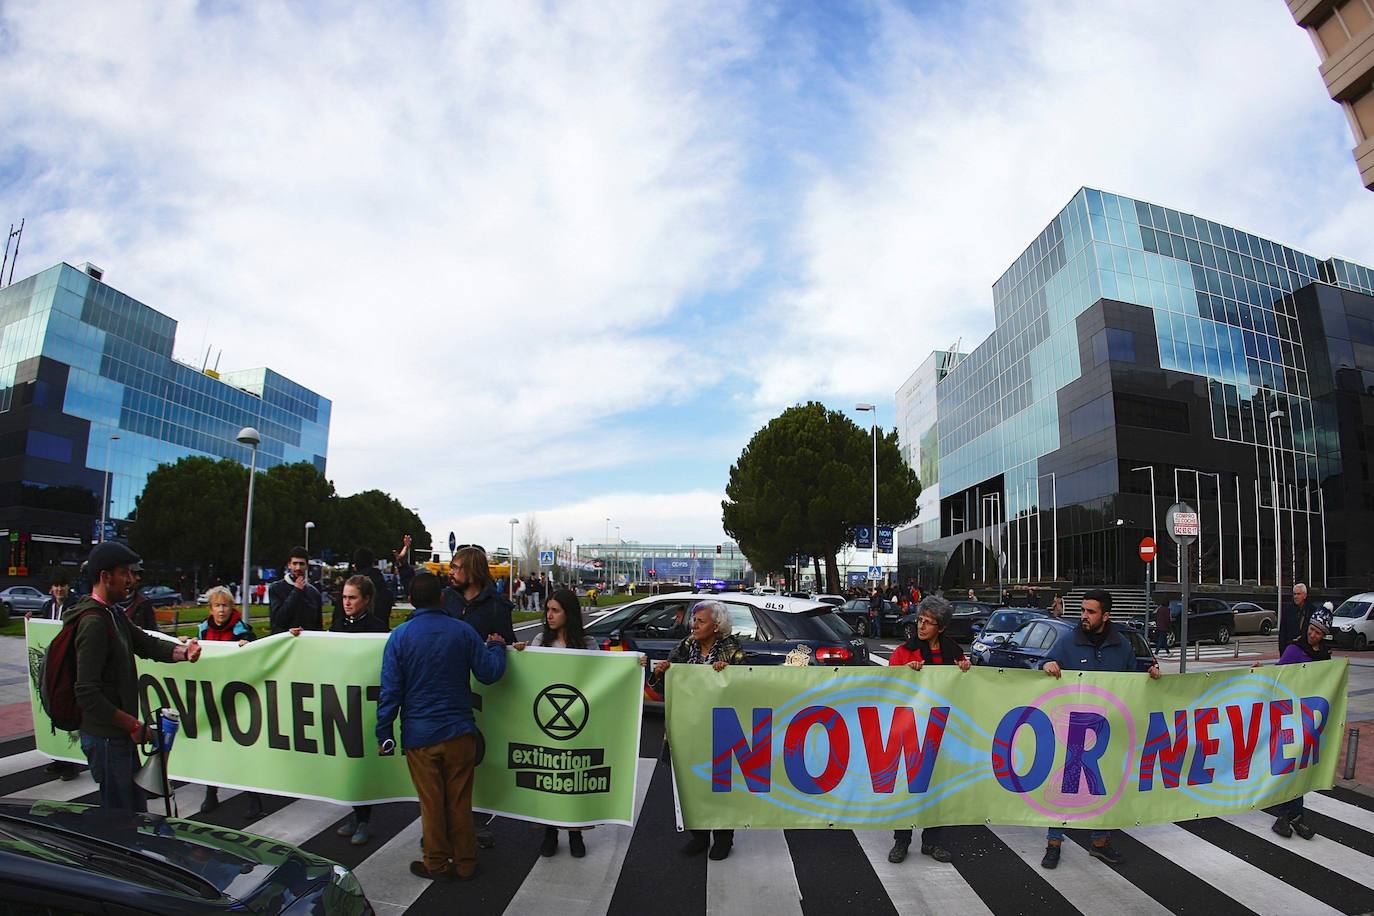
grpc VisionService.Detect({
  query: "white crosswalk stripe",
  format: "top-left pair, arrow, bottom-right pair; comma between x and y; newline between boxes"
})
708,829 -> 802,916
854,828 -> 993,914
1305,790 -> 1374,835
988,824 -> 1171,916
1224,808 -> 1374,877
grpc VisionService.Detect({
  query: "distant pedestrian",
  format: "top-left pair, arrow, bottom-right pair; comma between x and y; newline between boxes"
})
377,573 -> 507,881
1153,597 -> 1171,655
967,588 -> 976,601
1278,583 -> 1311,654
1261,604 -> 1332,841
269,546 -> 322,634
1050,594 -> 1065,618
886,595 -> 969,864
118,569 -> 158,632
332,575 -> 389,846
1040,589 -> 1160,870
254,582 -> 266,605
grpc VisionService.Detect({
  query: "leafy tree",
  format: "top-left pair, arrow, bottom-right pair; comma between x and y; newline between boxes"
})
326,489 -> 428,565
722,402 -> 921,591
130,457 -> 248,584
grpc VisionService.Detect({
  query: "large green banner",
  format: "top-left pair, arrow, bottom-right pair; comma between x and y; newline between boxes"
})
665,660 -> 1348,830
26,621 -> 643,827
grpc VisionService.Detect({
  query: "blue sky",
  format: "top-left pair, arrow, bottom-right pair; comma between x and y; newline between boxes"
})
2,0 -> 1372,555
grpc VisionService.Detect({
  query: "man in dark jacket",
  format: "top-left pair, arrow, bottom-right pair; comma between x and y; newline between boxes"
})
1277,582 -> 1310,653
442,547 -> 517,643
1040,588 -> 1159,870
378,573 -> 506,881
353,547 -> 394,629
69,543 -> 202,810
269,546 -> 322,634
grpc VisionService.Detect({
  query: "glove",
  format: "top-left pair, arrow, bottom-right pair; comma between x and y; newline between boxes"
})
113,710 -> 154,745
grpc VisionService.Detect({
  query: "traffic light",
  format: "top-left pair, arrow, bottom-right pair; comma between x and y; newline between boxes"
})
716,544 -> 722,555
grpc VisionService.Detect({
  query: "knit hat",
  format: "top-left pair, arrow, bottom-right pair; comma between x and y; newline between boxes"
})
1308,604 -> 1333,636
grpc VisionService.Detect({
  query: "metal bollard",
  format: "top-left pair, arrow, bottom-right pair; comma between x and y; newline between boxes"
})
1194,640 -> 1201,663
1345,727 -> 1360,781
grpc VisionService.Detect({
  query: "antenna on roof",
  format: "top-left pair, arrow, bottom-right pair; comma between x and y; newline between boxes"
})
1,219 -> 23,288
213,349 -> 222,372
201,344 -> 213,372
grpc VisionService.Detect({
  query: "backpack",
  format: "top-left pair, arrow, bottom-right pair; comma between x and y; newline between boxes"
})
38,608 -> 114,733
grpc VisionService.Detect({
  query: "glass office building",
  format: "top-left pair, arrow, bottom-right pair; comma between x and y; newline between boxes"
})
0,262 -> 331,578
580,542 -> 749,585
895,188 -> 1374,594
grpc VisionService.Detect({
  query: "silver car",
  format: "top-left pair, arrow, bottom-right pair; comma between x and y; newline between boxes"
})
1228,601 -> 1275,636
0,585 -> 48,621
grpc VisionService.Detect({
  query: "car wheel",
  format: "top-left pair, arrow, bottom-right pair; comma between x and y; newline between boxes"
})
1356,633 -> 1368,652
1260,618 -> 1273,636
854,618 -> 869,637
1214,625 -> 1231,646
1166,629 -> 1178,649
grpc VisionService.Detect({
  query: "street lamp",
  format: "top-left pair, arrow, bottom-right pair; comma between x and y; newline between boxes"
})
1131,465 -> 1157,601
509,518 -> 519,598
604,517 -> 610,587
236,427 -> 261,628
304,521 -> 315,555
564,536 -> 574,587
99,433 -> 120,543
855,404 -> 878,582
1268,409 -> 1285,647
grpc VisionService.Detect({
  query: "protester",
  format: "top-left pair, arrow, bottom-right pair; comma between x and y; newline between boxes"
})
1040,588 -> 1160,869
377,573 -> 507,881
514,588 -> 602,858
1153,596 -> 1171,655
28,569 -> 77,621
353,547 -> 394,629
1277,583 -> 1311,654
1258,603 -> 1333,840
317,575 -> 391,844
254,582 -> 266,605
269,546 -> 322,634
68,543 -> 201,811
1050,594 -> 1065,619
650,600 -> 744,861
886,595 -> 969,864
868,587 -> 885,622
195,585 -> 255,815
118,574 -> 159,632
442,547 -> 517,643
394,535 -> 415,595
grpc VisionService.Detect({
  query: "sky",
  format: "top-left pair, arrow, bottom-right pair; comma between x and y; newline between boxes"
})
2,0 -> 1373,556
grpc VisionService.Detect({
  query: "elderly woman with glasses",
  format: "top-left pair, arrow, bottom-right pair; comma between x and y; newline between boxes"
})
649,599 -> 744,861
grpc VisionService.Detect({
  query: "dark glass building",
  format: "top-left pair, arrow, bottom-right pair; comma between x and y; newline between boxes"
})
895,188 -> 1374,596
0,262 -> 331,579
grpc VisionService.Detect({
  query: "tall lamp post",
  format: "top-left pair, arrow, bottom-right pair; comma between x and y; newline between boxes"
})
564,536 -> 574,587
509,518 -> 519,597
604,517 -> 610,587
236,427 -> 261,628
99,433 -> 120,543
615,525 -> 621,590
855,404 -> 878,582
1268,410 -> 1285,646
1131,465 -> 1157,604
304,521 -> 315,555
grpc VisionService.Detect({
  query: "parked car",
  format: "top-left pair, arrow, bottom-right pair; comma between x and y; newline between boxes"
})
1147,598 -> 1236,648
140,585 -> 183,608
896,601 -> 1000,644
968,609 -> 1048,665
0,799 -> 372,914
1228,601 -> 1276,636
983,617 -> 1156,672
812,594 -> 846,607
584,593 -> 869,707
0,585 -> 47,622
835,598 -> 902,637
749,586 -> 779,596
1330,593 -> 1374,651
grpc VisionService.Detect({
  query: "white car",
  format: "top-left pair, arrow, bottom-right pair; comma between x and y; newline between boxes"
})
749,586 -> 778,596
812,594 -> 846,607
1330,593 -> 1374,651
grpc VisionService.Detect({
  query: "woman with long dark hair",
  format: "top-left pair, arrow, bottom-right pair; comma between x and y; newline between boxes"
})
331,575 -> 388,845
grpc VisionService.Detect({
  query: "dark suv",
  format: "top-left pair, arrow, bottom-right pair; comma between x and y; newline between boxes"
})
1148,598 -> 1236,648
585,593 -> 870,706
896,601 -> 999,643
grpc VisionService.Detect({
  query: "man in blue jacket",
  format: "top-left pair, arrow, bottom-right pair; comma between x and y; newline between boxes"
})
377,572 -> 507,882
1040,588 -> 1160,870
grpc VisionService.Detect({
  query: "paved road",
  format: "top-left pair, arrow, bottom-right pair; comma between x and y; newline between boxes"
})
5,624 -> 1371,915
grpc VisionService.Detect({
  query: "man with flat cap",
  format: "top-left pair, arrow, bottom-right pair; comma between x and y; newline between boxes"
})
66,542 -> 203,810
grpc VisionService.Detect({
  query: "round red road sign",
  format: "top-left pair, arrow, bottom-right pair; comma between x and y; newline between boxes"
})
1139,536 -> 1156,563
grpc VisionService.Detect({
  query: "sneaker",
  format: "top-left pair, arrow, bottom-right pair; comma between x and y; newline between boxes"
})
43,760 -> 63,777
409,860 -> 456,882
708,836 -> 733,861
1089,842 -> 1124,866
1041,842 -> 1061,869
568,830 -> 585,858
1272,816 -> 1293,838
476,824 -> 496,849
57,763 -> 78,782
336,815 -> 357,837
921,844 -> 952,863
540,826 -> 558,857
682,833 -> 709,856
350,821 -> 371,846
887,840 -> 910,864
1291,816 -> 1315,841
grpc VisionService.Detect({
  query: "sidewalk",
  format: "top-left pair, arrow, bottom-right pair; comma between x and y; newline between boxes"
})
0,634 -> 32,742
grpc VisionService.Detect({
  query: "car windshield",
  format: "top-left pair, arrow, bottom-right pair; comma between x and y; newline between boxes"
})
951,603 -> 982,616
1334,600 -> 1372,619
768,608 -> 855,641
984,611 -> 1023,632
584,603 -> 649,634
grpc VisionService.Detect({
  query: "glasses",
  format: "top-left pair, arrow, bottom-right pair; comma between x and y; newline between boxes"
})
916,616 -> 938,627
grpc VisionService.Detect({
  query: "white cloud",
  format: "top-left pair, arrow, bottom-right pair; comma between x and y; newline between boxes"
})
753,0 -> 1374,414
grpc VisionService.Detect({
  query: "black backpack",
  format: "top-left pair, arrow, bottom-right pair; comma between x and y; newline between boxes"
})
37,608 -> 113,732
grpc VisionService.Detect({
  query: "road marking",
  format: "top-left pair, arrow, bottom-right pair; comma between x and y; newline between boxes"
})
1223,809 -> 1374,878
0,749 -> 52,778
1307,792 -> 1374,836
854,829 -> 993,914
988,825 -> 1170,916
707,828 -> 802,916
4,772 -> 98,802
351,816 -> 429,912
247,797 -> 352,846
1128,821 -> 1342,916
869,655 -> 889,667
502,758 -> 656,916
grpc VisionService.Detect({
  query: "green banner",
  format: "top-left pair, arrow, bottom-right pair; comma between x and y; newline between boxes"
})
665,660 -> 1348,830
26,621 -> 643,827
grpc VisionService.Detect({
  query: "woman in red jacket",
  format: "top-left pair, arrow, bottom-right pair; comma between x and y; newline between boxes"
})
887,596 -> 969,865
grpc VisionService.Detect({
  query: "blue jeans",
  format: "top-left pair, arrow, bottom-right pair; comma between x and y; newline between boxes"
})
1047,827 -> 1108,843
1283,795 -> 1305,819
80,733 -> 146,812
1155,629 -> 1169,653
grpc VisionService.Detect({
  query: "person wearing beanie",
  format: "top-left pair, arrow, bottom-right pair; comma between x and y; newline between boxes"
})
1262,603 -> 1333,840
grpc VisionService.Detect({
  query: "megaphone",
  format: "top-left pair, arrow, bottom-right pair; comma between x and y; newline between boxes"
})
134,708 -> 180,816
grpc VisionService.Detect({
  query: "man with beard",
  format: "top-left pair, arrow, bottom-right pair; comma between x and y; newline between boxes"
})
1039,588 -> 1160,870
439,545 -> 516,848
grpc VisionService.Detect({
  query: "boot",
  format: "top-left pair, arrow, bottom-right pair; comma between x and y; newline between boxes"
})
682,831 -> 709,856
245,793 -> 264,820
350,820 -> 372,846
1291,815 -> 1315,840
1041,841 -> 1061,869
1271,815 -> 1293,838
540,826 -> 558,857
921,843 -> 952,863
200,786 -> 220,815
336,814 -> 358,837
568,830 -> 585,858
887,839 -> 910,863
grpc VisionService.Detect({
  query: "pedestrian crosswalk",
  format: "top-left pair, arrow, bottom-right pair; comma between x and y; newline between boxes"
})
3,728 -> 1373,915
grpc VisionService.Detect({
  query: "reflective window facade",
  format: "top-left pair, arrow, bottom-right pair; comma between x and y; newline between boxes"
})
896,188 -> 1374,593
0,263 -> 331,575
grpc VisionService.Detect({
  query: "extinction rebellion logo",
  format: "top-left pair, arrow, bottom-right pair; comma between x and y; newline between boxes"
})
510,684 -> 611,795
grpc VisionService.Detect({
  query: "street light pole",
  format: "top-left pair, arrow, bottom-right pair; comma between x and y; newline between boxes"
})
564,536 -> 574,588
236,427 -> 262,629
304,521 -> 315,556
856,404 -> 878,583
1268,410 -> 1285,648
509,518 -> 519,598
99,433 -> 120,543
1131,466 -> 1157,605
604,517 -> 610,588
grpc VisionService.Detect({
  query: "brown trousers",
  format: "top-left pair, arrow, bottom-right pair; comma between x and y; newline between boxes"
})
404,733 -> 478,875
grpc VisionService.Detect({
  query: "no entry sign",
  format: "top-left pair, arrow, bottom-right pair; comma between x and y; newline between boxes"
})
1139,537 -> 1156,563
